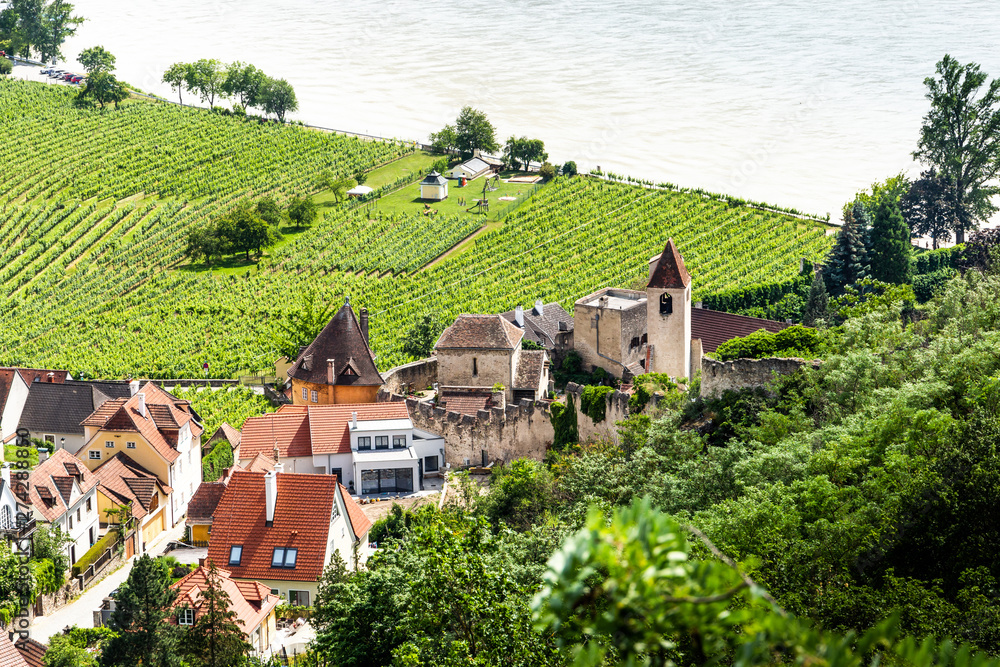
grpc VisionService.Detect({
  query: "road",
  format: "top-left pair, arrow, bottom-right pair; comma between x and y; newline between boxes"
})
28,523 -> 185,645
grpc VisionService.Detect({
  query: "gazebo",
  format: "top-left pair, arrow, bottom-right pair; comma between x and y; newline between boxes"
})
346,185 -> 375,198
420,172 -> 448,201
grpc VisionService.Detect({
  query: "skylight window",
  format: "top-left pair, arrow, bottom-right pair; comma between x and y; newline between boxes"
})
271,547 -> 298,568
229,545 -> 243,566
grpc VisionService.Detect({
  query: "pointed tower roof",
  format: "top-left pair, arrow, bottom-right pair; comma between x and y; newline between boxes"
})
287,302 -> 383,387
647,238 -> 691,289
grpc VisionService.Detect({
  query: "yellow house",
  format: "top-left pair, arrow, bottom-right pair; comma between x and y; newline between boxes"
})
77,382 -> 203,528
287,300 -> 383,406
90,451 -> 172,555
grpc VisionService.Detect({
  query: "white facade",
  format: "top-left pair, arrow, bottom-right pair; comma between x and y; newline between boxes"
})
33,480 -> 100,565
0,373 -> 29,442
168,421 -> 202,526
26,429 -> 86,455
324,485 -> 371,570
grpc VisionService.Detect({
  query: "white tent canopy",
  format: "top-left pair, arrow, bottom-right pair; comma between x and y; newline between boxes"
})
346,185 -> 374,196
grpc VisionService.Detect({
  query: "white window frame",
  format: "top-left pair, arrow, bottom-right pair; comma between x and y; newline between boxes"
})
126,441 -> 136,449
89,451 -> 101,460
105,440 -> 115,448
179,608 -> 194,625
229,545 -> 243,566
310,390 -> 318,403
301,387 -> 308,400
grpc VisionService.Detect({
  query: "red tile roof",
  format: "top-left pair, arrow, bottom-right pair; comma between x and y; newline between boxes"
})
241,452 -> 277,473
13,638 -> 45,667
0,633 -> 28,667
14,368 -> 69,386
691,308 -> 790,353
90,453 -> 170,521
209,423 -> 242,450
170,565 -> 278,634
80,383 -> 202,464
648,238 -> 691,289
339,484 -> 371,539
207,471 -> 338,582
239,403 -> 411,459
26,449 -> 98,522
440,391 -> 493,416
435,314 -> 524,350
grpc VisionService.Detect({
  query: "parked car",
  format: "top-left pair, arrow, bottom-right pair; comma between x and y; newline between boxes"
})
47,69 -> 63,78
70,75 -> 84,84
62,73 -> 74,81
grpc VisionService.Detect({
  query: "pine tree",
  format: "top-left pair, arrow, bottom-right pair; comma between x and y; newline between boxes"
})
100,554 -> 182,667
825,205 -> 870,295
870,197 -> 913,284
186,562 -> 252,667
802,271 -> 829,327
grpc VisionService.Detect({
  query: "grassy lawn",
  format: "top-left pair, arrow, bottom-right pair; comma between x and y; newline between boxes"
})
371,175 -> 541,219
365,151 -> 441,189
5,444 -> 39,468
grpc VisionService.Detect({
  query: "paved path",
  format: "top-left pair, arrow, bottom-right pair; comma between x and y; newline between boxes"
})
28,524 -> 185,644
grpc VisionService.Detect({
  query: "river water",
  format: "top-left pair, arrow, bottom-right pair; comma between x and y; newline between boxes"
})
60,0 -> 1000,220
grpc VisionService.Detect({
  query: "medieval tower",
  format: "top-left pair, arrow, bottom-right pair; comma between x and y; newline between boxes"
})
646,238 -> 692,379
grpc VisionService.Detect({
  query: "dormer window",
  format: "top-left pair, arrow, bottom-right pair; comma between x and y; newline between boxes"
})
229,545 -> 243,566
341,366 -> 357,376
358,436 -> 371,451
659,293 -> 673,315
271,547 -> 297,568
179,608 -> 194,625
392,436 -> 406,449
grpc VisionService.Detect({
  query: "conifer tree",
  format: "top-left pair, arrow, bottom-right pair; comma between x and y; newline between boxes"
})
802,270 -> 829,327
825,206 -> 870,295
870,197 -> 913,284
186,562 -> 251,667
100,554 -> 182,667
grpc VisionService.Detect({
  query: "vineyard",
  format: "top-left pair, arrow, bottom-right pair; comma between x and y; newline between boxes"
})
169,385 -> 275,435
0,78 -> 835,379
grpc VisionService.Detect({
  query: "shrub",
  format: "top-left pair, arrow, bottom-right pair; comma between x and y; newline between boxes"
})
0,59 -> 12,76
202,440 -> 233,481
580,385 -> 615,422
714,325 -> 821,361
539,162 -> 556,180
562,161 -> 578,176
912,268 -> 958,303
72,530 -> 119,577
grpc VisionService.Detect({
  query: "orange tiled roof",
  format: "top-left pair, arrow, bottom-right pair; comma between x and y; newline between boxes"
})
26,449 -> 98,522
170,564 -> 278,634
239,403 -> 410,459
241,452 -> 277,473
188,482 -> 227,522
339,483 -> 371,539
0,632 -> 28,667
14,638 -> 45,667
207,471 -> 338,581
90,452 -> 170,521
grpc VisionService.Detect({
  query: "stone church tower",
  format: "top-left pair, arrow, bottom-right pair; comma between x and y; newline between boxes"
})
646,238 -> 692,379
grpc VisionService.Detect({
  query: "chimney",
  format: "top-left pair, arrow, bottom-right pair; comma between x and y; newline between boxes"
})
264,470 -> 277,526
38,449 -> 49,463
327,359 -> 336,384
46,372 -> 54,383
695,301 -> 703,309
534,299 -> 544,316
359,308 -> 369,345
351,411 -> 358,429
272,444 -> 280,462
514,305 -> 524,327
274,462 -> 285,474
129,380 -> 139,396
199,557 -> 206,567
137,393 -> 146,418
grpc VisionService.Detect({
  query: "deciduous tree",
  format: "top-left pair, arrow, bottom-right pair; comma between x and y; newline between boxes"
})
259,77 -> 297,122
287,195 -> 317,228
188,58 -> 226,107
162,62 -> 191,105
447,106 -> 499,160
77,45 -> 115,74
901,169 -> 955,249
222,61 -> 265,109
402,312 -> 443,359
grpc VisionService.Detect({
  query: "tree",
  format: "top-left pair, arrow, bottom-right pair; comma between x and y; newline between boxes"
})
0,58 -> 11,76
957,228 -> 1000,272
273,290 -> 335,360
538,162 -> 556,180
188,58 -> 226,107
315,170 -> 355,204
33,523 -> 73,590
870,196 -> 913,284
255,196 -> 282,227
506,136 -> 548,171
222,61 -> 266,109
184,562 -> 251,667
901,169 -> 955,249
184,223 -> 226,266
914,55 -> 1000,244
287,196 -> 317,228
402,312 -> 443,359
0,0 -> 81,62
77,71 -> 128,108
429,124 -> 457,154
37,0 -> 82,63
216,203 -> 278,260
447,106 -> 499,160
162,62 -> 191,105
825,203 -> 870,295
259,77 -> 297,122
562,160 -> 578,176
77,45 -> 115,74
802,270 -> 829,326
100,554 -> 182,667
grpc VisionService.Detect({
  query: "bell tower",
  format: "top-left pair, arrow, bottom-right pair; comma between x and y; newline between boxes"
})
646,238 -> 692,379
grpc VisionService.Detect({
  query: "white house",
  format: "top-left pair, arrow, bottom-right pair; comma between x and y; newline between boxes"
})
448,157 -> 492,181
419,171 -> 448,201
18,380 -> 132,454
25,449 -> 100,565
0,368 -> 70,443
238,403 -> 445,494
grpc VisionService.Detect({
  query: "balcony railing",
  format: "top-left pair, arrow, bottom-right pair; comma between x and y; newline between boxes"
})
1,518 -> 37,540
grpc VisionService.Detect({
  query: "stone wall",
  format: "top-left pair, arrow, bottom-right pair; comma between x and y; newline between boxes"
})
381,357 -> 438,395
388,382 -> 630,466
700,356 -> 821,398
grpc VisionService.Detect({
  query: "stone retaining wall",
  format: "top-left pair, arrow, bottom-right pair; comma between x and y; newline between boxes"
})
700,356 -> 821,398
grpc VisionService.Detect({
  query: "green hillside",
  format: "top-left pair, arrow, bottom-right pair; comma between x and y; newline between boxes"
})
0,79 -> 833,378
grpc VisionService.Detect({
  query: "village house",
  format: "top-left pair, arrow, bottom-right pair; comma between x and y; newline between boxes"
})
170,563 -> 280,657
434,314 -> 551,414
574,239 -> 789,380
22,449 -> 100,565
0,368 -> 70,443
419,171 -> 448,200
14,637 -> 46,667
76,381 -> 203,528
206,469 -> 372,606
448,156 -> 492,182
500,300 -> 574,357
18,380 -> 132,454
237,402 -> 444,494
89,452 -> 172,557
287,300 -> 384,406
0,464 -> 31,540
187,453 -> 278,545
0,632 -> 29,667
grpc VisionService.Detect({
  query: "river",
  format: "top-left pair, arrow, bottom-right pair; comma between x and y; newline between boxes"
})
59,0 -> 1000,220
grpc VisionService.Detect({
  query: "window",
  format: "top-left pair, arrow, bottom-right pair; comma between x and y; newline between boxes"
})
375,436 -> 389,450
44,434 -> 55,445
472,357 -> 478,377
425,455 -> 439,472
271,547 -> 298,568
86,498 -> 92,512
361,468 -> 414,494
330,468 -> 342,482
392,436 -> 406,449
228,545 -> 243,566
311,390 -> 318,403
301,387 -> 308,400
179,608 -> 194,625
357,436 -> 371,451
270,588 -> 279,596
89,526 -> 95,546
105,440 -> 115,448
289,590 -> 309,607
68,515 -> 73,529
89,451 -> 101,460
76,508 -> 81,522
126,441 -> 136,449
659,293 -> 673,315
